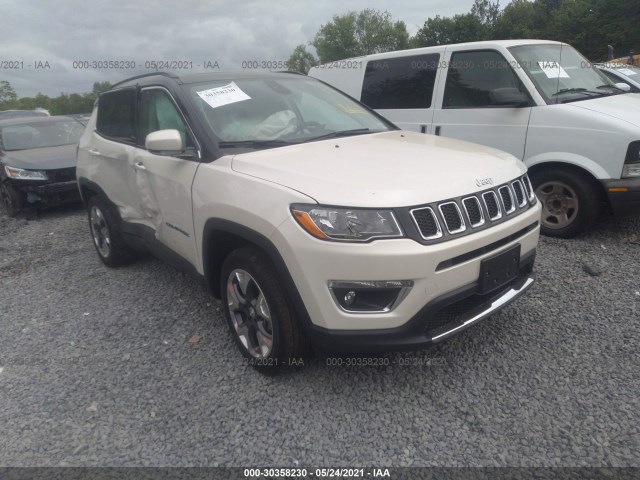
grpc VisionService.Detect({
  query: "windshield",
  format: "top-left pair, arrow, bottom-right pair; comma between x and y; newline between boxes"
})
187,76 -> 392,149
509,44 -> 621,104
0,119 -> 85,151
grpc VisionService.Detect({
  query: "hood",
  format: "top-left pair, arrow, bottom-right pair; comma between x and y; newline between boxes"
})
1,144 -> 77,170
569,93 -> 640,128
231,131 -> 525,207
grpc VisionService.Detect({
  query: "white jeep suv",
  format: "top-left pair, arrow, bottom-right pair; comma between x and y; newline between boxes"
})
76,72 -> 541,371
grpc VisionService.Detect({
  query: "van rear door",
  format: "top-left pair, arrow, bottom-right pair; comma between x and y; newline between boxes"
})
431,48 -> 532,159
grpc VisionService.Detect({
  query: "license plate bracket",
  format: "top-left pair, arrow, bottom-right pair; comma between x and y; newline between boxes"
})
478,244 -> 521,294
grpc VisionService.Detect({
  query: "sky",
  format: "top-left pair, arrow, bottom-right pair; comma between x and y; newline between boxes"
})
1,0 -> 480,98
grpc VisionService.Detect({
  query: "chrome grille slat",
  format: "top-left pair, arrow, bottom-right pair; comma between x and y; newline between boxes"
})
462,196 -> 485,228
482,191 -> 502,221
499,185 -> 516,214
438,202 -> 466,234
512,180 -> 526,207
410,207 -> 442,240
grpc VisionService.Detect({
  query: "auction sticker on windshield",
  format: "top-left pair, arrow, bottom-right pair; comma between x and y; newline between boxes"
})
617,68 -> 637,76
197,82 -> 251,109
538,61 -> 569,79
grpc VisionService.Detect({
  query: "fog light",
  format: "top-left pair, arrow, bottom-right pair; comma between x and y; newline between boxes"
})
344,291 -> 357,306
328,280 -> 413,313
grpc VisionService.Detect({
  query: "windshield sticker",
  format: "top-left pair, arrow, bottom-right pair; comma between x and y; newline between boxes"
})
617,68 -> 637,76
538,61 -> 570,79
196,82 -> 251,109
337,103 -> 366,114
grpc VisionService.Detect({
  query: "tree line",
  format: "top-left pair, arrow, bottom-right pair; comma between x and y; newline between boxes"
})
288,0 -> 640,73
0,80 -> 111,115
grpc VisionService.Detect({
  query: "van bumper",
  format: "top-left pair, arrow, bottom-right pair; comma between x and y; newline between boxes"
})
602,177 -> 640,216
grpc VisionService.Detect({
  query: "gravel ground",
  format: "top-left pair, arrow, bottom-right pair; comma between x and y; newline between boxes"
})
0,205 -> 639,468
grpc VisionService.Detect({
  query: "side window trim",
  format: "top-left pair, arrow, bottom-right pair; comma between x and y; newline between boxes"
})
139,86 -> 201,156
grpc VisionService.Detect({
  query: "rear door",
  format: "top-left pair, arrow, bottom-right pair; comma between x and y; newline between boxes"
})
360,52 -> 441,133
432,48 -> 532,159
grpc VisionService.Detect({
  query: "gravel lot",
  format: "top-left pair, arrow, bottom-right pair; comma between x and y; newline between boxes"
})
0,204 -> 639,468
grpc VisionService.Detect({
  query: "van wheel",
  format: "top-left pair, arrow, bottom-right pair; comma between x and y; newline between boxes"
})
220,246 -> 308,374
87,196 -> 136,267
0,183 -> 24,217
529,168 -> 602,238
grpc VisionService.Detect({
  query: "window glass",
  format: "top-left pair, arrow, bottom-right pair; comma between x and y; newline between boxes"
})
0,120 -> 84,151
361,54 -> 439,109
96,89 -> 136,141
140,89 -> 192,150
443,51 -> 526,108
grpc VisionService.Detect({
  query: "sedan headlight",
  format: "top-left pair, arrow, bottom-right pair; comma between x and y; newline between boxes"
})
291,204 -> 403,242
4,165 -> 48,181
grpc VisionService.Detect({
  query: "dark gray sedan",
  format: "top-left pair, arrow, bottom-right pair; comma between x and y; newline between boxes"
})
0,116 -> 85,216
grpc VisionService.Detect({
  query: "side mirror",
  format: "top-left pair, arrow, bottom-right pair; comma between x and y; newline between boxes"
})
614,82 -> 632,92
489,88 -> 530,107
145,129 -> 183,154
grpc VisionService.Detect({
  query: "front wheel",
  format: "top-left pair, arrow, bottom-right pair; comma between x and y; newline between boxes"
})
220,246 -> 309,373
529,168 -> 602,238
0,183 -> 24,217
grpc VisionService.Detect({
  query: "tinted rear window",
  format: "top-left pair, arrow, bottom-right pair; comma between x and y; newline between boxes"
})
361,54 -> 439,109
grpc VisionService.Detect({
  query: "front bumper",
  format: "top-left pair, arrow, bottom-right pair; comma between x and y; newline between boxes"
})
308,252 -> 535,352
602,177 -> 640,216
11,180 -> 80,207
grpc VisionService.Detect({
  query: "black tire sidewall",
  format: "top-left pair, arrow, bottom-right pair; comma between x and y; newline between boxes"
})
87,196 -> 135,267
0,183 -> 22,217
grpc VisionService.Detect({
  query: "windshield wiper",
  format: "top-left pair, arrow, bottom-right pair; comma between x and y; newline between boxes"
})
552,88 -> 605,97
218,139 -> 297,148
302,128 -> 373,143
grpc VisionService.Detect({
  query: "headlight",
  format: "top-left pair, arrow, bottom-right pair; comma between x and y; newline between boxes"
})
4,165 -> 48,181
623,141 -> 640,178
291,204 -> 403,242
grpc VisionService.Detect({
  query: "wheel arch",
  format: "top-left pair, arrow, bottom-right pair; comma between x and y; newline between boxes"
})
527,161 -> 608,204
202,218 -> 313,328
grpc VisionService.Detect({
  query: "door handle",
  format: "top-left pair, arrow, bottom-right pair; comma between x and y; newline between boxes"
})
134,162 -> 147,170
88,149 -> 100,156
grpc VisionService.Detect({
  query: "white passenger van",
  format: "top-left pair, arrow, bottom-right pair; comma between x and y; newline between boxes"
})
309,40 -> 640,237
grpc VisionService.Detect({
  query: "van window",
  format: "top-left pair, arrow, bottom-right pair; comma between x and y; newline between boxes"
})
443,51 -> 525,108
361,54 -> 439,109
96,89 -> 136,141
140,89 -> 193,150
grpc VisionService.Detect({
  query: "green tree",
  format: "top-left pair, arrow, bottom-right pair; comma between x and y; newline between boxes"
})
312,9 -> 409,62
287,44 -> 318,74
0,80 -> 18,106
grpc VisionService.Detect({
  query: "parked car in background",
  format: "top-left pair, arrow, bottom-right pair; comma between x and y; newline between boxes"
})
0,108 -> 50,120
310,40 -> 640,238
77,72 -> 540,372
0,116 -> 85,216
596,64 -> 640,92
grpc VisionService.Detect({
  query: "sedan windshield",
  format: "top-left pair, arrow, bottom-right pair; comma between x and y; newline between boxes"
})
0,119 -> 85,151
187,76 -> 392,149
509,44 -> 622,104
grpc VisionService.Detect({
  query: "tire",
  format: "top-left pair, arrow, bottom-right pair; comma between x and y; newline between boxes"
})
87,196 -> 136,267
529,167 -> 603,238
220,246 -> 309,373
0,183 -> 24,217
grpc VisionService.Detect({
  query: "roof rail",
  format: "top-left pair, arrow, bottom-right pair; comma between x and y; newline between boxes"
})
111,71 -> 180,88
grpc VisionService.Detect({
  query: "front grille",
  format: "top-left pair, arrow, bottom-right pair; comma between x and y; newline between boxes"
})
499,185 -> 515,214
411,207 -> 442,239
409,174 -> 533,244
512,180 -> 526,207
46,167 -> 76,183
438,202 -> 465,233
462,196 -> 484,227
483,191 -> 502,220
